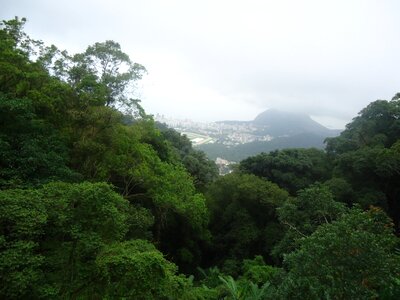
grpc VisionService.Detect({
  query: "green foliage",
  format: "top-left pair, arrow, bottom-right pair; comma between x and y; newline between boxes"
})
126,205 -> 154,240
182,150 -> 219,191
0,95 -> 80,188
40,182 -> 132,297
159,125 -> 218,191
273,184 -> 346,258
63,108 -> 210,271
59,105 -> 210,271
206,173 -> 288,266
1,17 -> 400,300
241,256 -> 280,286
326,97 -> 400,231
147,163 -> 208,229
219,275 -> 243,300
197,257 -> 282,299
219,275 -> 270,300
378,268 -> 400,299
240,148 -> 331,195
0,18 -> 81,189
0,189 -> 47,298
42,182 -> 130,241
330,146 -> 396,210
197,266 -> 224,288
95,239 -> 186,299
0,16 -> 216,297
0,182 -> 133,298
322,177 -> 354,205
181,286 -> 219,300
96,240 -> 219,300
326,99 -> 400,154
68,40 -> 146,111
277,207 -> 400,299
0,240 -> 46,299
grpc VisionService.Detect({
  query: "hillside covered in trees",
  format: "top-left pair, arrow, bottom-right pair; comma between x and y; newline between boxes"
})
0,18 -> 399,299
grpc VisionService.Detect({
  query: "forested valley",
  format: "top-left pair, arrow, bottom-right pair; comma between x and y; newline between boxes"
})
0,18 -> 399,299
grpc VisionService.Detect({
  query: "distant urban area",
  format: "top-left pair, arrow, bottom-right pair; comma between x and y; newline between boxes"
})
155,114 -> 274,146
155,110 -> 341,174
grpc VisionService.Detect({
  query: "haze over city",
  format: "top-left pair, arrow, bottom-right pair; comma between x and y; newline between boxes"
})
2,0 -> 399,129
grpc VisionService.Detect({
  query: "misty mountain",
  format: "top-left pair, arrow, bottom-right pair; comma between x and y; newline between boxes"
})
219,109 -> 341,137
198,109 -> 342,161
253,109 -> 340,136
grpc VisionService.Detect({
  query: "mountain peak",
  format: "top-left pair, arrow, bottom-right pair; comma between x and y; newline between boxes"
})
252,109 -> 335,137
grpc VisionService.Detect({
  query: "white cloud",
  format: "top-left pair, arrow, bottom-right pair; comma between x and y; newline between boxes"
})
2,0 -> 399,128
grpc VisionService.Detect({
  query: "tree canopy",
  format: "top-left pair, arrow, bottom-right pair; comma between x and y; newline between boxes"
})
0,17 -> 399,299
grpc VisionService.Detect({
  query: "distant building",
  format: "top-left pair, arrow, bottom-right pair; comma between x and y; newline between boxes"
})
215,157 -> 236,175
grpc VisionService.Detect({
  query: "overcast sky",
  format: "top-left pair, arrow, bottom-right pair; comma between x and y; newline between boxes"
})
2,0 -> 400,128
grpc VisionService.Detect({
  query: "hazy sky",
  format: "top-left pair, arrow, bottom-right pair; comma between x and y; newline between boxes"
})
2,0 -> 400,128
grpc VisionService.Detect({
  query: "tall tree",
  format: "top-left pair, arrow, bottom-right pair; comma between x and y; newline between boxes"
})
277,207 -> 400,299
69,40 -> 146,112
326,96 -> 400,232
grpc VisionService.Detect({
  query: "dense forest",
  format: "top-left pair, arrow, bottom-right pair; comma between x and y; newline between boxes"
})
0,18 -> 399,299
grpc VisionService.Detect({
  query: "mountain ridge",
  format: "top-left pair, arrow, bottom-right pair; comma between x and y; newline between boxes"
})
198,109 -> 342,161
217,109 -> 340,137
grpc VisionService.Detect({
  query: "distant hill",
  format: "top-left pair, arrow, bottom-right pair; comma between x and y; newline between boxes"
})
198,109 -> 341,161
252,109 -> 340,137
218,109 -> 340,137
198,132 -> 329,161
